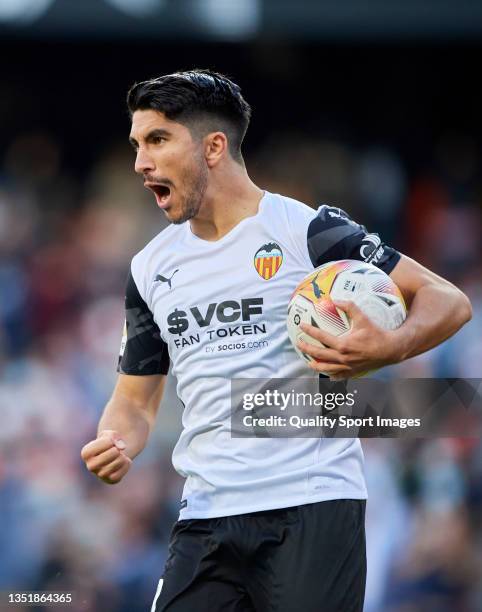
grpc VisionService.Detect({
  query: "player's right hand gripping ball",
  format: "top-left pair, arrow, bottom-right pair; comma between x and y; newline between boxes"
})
287,260 -> 407,374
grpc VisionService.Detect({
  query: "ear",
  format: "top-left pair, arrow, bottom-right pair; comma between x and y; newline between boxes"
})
204,132 -> 228,168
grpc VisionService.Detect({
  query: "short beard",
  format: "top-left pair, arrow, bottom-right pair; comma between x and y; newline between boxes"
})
172,155 -> 209,225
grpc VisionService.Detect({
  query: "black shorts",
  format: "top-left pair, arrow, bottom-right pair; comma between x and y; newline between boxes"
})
152,499 -> 366,612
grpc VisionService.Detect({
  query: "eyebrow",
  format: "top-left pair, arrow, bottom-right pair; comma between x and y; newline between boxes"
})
129,128 -> 172,148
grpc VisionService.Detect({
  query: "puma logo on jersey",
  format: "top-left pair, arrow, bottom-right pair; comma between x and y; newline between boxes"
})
154,269 -> 179,290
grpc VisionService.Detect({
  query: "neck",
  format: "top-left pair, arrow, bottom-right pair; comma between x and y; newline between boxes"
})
189,160 -> 264,241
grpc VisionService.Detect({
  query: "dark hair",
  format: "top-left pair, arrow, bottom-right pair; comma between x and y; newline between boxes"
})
127,69 -> 251,162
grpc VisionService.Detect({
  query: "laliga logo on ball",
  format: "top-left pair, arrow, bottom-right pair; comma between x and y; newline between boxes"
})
287,260 -> 407,375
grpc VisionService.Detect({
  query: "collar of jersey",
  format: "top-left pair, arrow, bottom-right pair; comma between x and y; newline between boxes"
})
184,190 -> 269,247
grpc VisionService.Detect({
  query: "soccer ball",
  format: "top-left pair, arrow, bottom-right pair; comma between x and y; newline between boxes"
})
287,260 -> 407,372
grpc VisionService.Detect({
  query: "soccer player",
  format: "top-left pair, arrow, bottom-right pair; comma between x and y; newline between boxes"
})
80,70 -> 472,612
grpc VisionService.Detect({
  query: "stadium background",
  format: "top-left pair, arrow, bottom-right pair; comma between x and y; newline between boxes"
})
0,1 -> 481,610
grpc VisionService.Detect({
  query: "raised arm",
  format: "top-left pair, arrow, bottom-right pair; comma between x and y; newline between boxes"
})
81,264 -> 170,483
81,373 -> 166,484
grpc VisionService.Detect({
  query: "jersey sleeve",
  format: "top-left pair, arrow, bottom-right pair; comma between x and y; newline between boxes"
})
117,269 -> 170,375
307,205 -> 401,274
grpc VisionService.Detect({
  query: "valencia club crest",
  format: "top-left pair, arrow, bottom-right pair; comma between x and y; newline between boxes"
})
254,242 -> 283,280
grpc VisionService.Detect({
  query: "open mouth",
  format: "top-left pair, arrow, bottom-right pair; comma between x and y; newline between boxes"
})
145,183 -> 172,209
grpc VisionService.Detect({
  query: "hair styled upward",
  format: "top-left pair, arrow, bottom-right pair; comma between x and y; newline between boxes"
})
127,69 -> 252,162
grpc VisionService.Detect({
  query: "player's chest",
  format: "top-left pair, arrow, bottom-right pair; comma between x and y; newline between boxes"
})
144,236 -> 309,349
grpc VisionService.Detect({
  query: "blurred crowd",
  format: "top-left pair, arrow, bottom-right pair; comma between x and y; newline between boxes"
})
0,124 -> 481,611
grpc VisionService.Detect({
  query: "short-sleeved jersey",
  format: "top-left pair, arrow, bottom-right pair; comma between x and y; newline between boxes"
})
118,191 -> 400,519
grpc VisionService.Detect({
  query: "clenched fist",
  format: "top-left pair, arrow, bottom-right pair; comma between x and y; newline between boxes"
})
81,430 -> 132,484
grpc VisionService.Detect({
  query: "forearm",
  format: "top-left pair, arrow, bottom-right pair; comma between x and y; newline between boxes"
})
390,282 -> 472,362
97,394 -> 153,460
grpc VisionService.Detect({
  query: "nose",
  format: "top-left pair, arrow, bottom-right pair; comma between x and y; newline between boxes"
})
134,147 -> 155,175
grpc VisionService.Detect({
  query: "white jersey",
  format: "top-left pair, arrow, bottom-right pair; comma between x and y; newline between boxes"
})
118,191 -> 400,519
